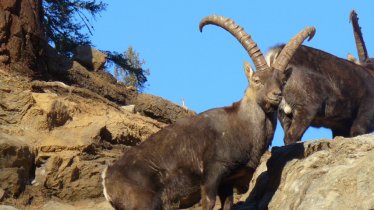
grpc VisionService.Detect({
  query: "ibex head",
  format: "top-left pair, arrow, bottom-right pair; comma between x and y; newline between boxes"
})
199,15 -> 315,112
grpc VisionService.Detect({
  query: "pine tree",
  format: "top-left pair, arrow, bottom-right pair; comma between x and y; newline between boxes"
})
108,47 -> 150,91
42,0 -> 148,89
42,0 -> 106,57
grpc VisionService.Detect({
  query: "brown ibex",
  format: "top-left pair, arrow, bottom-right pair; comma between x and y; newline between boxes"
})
267,25 -> 374,145
102,15 -> 314,210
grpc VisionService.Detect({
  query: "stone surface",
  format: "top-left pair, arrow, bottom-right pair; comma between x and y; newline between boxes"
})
74,45 -> 107,71
0,0 -> 47,75
235,134 -> 374,210
38,199 -> 114,210
0,133 -> 35,198
0,205 -> 20,210
2,60 -> 374,210
134,93 -> 196,124
41,49 -> 193,124
0,68 -> 168,208
0,1 -> 197,208
0,71 -> 34,125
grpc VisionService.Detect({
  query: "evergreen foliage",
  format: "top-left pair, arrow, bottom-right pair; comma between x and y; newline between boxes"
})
106,47 -> 150,90
42,0 -> 149,89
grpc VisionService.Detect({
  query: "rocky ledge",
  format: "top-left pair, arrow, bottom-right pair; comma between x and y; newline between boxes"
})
234,134 -> 374,210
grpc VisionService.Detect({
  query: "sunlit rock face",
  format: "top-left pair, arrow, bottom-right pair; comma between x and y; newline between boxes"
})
235,134 -> 374,210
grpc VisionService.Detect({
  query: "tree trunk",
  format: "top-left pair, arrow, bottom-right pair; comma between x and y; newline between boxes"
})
0,0 -> 47,76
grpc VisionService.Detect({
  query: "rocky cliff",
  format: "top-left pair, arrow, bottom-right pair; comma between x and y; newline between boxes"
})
0,66 -> 194,209
1,67 -> 373,210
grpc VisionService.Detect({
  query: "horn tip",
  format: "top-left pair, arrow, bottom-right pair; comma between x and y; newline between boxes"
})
306,26 -> 316,41
199,15 -> 213,33
199,24 -> 204,32
198,19 -> 205,32
199,15 -> 221,32
349,9 -> 358,23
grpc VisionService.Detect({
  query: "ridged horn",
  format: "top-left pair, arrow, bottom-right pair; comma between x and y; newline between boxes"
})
272,26 -> 316,71
199,15 -> 269,72
349,9 -> 368,63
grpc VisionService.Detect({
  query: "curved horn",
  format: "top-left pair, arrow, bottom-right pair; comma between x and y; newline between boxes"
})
199,15 -> 269,72
272,26 -> 316,71
349,9 -> 368,63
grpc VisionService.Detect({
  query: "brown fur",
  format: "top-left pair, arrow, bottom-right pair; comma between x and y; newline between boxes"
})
268,45 -> 374,144
102,66 -> 290,210
102,16 -> 312,210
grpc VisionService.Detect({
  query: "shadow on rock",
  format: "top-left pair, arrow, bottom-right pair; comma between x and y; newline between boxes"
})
234,142 -> 305,210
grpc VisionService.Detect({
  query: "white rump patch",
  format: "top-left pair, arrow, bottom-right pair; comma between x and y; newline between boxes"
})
280,98 -> 292,115
265,47 -> 281,66
102,166 -> 112,203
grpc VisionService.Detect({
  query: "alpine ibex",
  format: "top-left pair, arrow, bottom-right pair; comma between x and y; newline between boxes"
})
266,37 -> 374,145
102,15 -> 314,210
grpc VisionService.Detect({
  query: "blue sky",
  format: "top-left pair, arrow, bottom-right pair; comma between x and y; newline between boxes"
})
89,1 -> 374,147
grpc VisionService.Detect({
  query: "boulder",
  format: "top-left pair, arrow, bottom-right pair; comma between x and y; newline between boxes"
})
38,199 -> 114,210
134,93 -> 196,124
0,133 -> 35,198
58,61 -> 137,106
0,205 -> 20,210
41,152 -> 110,200
0,71 -> 34,125
74,45 -> 107,71
235,134 -> 374,210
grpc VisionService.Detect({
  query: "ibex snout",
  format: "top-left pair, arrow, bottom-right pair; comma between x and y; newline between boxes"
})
272,89 -> 282,97
267,89 -> 282,105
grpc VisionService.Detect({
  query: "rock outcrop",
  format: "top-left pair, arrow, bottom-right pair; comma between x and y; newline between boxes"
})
235,134 -> 374,210
44,47 -> 195,121
74,45 -> 107,71
0,68 -> 169,208
0,0 -> 47,75
134,93 -> 196,124
0,133 -> 35,199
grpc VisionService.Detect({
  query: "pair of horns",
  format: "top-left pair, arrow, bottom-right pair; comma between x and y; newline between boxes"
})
199,15 -> 315,72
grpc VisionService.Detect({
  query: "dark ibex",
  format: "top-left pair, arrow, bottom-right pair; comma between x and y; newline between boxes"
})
266,31 -> 374,145
348,9 -> 374,75
102,15 -> 314,210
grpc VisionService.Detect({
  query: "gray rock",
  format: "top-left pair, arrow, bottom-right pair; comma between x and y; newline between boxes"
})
40,200 -> 114,210
134,93 -> 196,124
236,134 -> 374,210
0,205 -> 20,210
74,45 -> 107,71
121,104 -> 135,113
0,133 -> 35,198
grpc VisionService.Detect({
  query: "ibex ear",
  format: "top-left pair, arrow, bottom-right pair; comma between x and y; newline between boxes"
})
244,61 -> 255,81
347,53 -> 360,65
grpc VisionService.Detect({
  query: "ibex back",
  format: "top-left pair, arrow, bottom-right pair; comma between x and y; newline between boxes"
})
267,43 -> 374,145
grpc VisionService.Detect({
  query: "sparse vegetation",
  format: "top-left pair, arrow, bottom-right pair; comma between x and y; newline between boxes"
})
106,47 -> 150,91
42,0 -> 149,90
